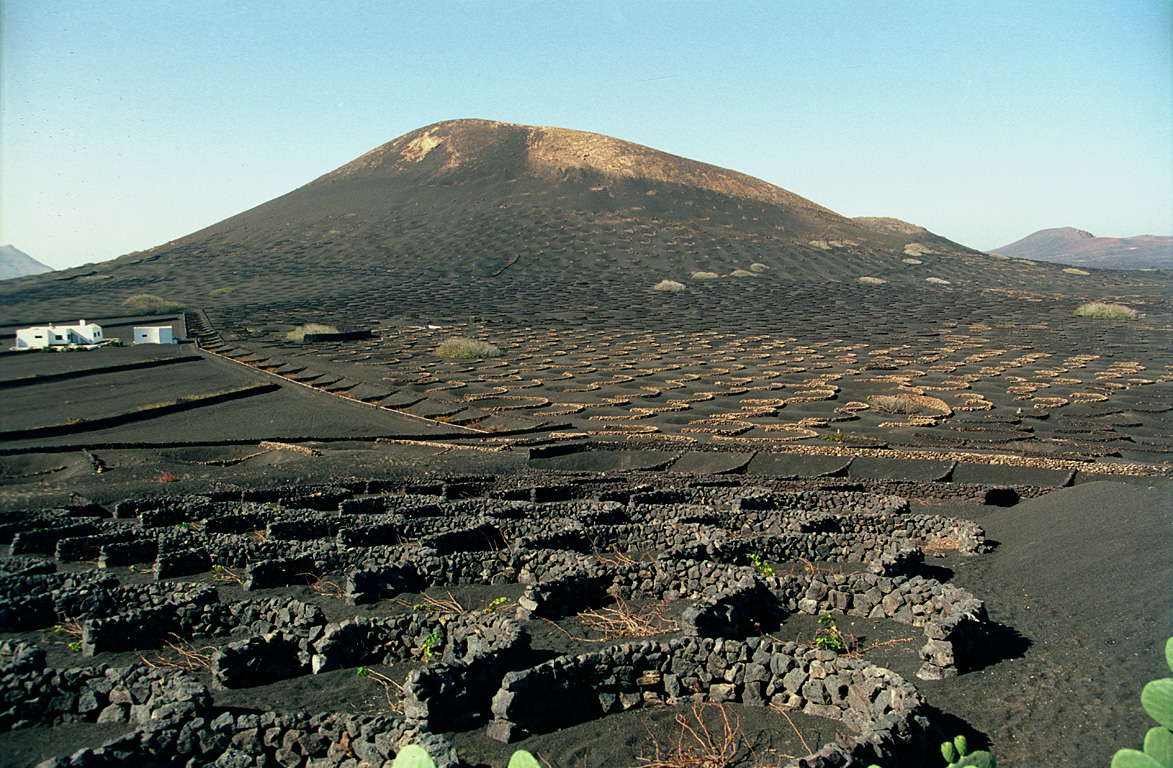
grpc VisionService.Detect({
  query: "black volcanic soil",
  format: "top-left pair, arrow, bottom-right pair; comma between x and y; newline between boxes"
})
0,119 -> 1170,767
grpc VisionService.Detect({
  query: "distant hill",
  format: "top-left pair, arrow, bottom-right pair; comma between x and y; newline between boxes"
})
0,245 -> 53,280
990,228 -> 1172,270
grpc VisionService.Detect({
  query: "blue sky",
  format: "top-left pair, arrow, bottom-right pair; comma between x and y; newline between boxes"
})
2,1 -> 1169,270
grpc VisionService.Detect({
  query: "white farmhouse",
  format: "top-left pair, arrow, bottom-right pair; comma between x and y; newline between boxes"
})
133,326 -> 177,345
14,319 -> 104,349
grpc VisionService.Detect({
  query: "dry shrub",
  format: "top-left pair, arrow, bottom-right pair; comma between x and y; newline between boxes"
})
434,337 -> 502,359
304,573 -> 347,598
1074,302 -> 1137,319
356,666 -> 404,711
642,702 -> 750,768
867,394 -> 927,415
122,294 -> 185,315
867,393 -> 951,416
139,635 -> 217,673
921,536 -> 960,556
858,276 -> 886,285
691,271 -> 720,280
211,564 -> 244,585
728,269 -> 755,278
286,323 -> 339,341
653,279 -> 686,292
395,591 -> 465,614
1063,267 -> 1090,275
925,277 -> 951,285
579,598 -> 678,639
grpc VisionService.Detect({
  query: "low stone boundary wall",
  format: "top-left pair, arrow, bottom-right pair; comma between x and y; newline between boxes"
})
486,637 -> 942,766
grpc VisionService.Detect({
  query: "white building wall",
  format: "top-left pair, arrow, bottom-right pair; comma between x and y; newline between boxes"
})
15,328 -> 50,348
134,326 -> 175,344
14,320 -> 104,348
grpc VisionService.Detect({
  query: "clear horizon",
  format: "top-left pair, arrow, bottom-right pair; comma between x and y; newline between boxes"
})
2,1 -> 1170,271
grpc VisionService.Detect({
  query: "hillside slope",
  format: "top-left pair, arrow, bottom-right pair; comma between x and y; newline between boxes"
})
1,120 -> 1165,324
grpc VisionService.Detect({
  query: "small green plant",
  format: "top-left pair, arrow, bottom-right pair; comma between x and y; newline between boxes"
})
211,564 -> 244,585
392,744 -> 539,768
67,641 -> 82,653
1112,636 -> 1173,768
814,613 -> 847,654
122,294 -> 185,315
419,630 -> 441,663
356,665 -> 404,710
286,323 -> 339,341
746,553 -> 774,577
1074,302 -> 1138,319
434,337 -> 502,359
941,734 -> 996,767
484,597 -> 509,614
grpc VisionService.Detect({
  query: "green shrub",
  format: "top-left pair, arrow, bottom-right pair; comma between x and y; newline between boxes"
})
1074,302 -> 1137,319
1112,636 -> 1173,768
122,294 -> 185,315
941,734 -> 996,767
652,279 -> 686,292
434,337 -> 502,359
210,286 -> 236,296
286,323 -> 339,341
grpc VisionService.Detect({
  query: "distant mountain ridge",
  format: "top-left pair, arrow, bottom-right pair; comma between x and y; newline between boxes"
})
0,245 -> 53,280
991,227 -> 1171,270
